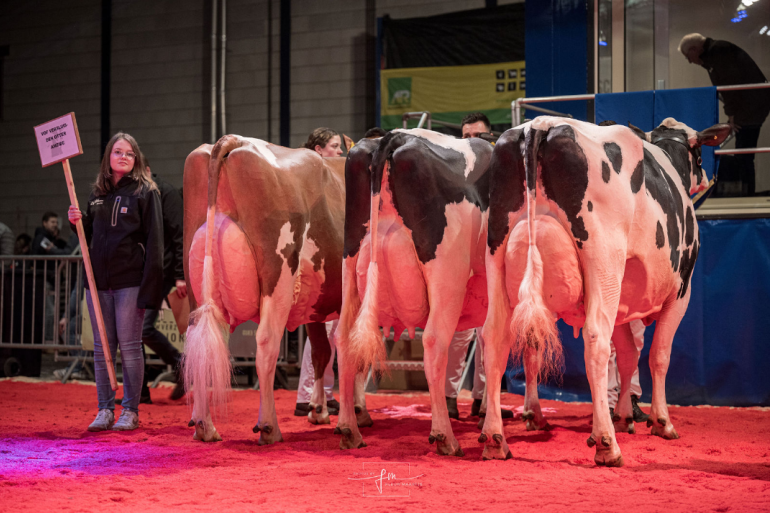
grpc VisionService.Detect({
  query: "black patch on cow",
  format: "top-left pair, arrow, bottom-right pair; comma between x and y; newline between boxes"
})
655,221 -> 665,249
691,145 -> 704,189
650,126 -> 692,193
538,126 -> 589,246
601,161 -> 611,183
630,160 -> 644,193
343,139 -> 377,258
604,142 -> 623,174
677,239 -> 699,299
685,207 -> 694,246
642,148 -> 684,272
488,128 -> 526,254
382,133 -> 492,263
587,201 -> 593,212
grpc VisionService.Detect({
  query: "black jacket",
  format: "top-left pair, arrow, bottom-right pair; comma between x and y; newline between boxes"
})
700,38 -> 770,126
76,175 -> 164,309
153,173 -> 184,291
30,226 -> 71,256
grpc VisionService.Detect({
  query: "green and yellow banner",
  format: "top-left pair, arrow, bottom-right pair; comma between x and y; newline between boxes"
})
380,61 -> 526,130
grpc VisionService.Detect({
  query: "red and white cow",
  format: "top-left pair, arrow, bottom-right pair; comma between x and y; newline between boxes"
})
182,135 -> 345,443
335,129 -> 492,455
481,117 -> 729,465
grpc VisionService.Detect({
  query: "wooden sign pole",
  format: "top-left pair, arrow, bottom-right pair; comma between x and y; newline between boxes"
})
62,159 -> 118,391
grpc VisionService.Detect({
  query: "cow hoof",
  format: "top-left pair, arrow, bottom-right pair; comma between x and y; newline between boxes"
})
356,409 -> 374,428
192,420 -> 222,442
255,424 -> 282,445
613,416 -> 635,434
521,410 -> 534,421
478,433 -> 488,443
187,419 -> 195,427
651,424 -> 679,440
595,452 -> 624,467
308,410 -> 331,425
337,425 -> 365,450
525,419 -> 552,432
481,438 -> 510,461
593,434 -> 622,467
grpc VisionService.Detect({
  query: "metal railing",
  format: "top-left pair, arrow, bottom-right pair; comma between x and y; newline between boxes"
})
0,255 -> 84,351
0,255 -> 305,383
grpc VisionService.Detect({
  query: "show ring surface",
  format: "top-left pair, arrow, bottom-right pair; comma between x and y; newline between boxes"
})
0,380 -> 768,512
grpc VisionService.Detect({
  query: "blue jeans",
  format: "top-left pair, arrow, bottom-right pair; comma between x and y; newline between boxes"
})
86,287 -> 145,413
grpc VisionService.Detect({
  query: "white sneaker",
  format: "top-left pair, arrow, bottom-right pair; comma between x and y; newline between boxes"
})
87,409 -> 115,431
112,410 -> 139,431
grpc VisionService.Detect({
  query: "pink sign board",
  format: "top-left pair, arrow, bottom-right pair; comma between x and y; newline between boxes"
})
33,112 -> 83,167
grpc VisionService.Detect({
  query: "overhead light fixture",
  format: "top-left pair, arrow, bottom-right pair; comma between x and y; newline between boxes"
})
761,26 -> 768,34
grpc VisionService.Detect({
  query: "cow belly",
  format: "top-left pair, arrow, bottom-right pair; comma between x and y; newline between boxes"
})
505,216 -> 584,326
616,253 -> 676,323
189,213 -> 260,323
356,222 -> 429,331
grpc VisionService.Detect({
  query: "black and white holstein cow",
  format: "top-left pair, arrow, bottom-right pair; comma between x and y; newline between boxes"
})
335,129 -> 492,456
182,135 -> 345,443
480,117 -> 730,465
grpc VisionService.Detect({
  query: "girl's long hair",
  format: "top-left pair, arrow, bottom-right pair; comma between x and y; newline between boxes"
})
93,132 -> 157,196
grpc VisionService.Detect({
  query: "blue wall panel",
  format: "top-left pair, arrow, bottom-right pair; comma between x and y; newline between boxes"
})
525,0 -> 588,121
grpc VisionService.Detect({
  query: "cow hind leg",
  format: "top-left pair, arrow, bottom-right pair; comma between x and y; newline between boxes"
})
354,372 -> 373,428
334,257 -> 367,450
583,284 -> 624,466
647,297 -> 686,440
479,325 -> 514,460
611,323 -> 639,434
522,347 -> 552,431
253,303 -> 290,445
306,322 -> 332,425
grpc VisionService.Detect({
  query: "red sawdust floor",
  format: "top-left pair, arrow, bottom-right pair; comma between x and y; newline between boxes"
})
0,380 -> 769,512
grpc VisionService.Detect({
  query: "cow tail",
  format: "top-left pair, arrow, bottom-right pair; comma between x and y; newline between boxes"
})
510,127 -> 562,381
349,161 -> 388,376
183,135 -> 241,420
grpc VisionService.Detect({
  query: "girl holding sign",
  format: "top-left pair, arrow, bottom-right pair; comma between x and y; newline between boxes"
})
68,132 -> 163,432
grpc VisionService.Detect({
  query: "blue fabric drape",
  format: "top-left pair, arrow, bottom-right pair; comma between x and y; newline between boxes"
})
595,91 -> 655,131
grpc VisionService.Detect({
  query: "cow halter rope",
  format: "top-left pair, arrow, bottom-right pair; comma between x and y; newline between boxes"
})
183,136 -> 240,441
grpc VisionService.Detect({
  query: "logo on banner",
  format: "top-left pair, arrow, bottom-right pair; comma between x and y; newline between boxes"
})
347,462 -> 424,498
388,77 -> 412,107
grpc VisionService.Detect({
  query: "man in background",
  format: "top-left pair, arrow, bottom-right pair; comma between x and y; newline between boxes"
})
679,33 -> 770,195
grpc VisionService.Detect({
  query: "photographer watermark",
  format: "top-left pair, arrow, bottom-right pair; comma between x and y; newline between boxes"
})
348,462 -> 425,497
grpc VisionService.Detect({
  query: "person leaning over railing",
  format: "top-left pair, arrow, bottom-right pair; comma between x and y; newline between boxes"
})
679,33 -> 770,195
68,132 -> 163,433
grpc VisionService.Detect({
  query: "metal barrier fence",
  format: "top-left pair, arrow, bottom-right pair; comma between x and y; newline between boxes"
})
0,255 -> 304,386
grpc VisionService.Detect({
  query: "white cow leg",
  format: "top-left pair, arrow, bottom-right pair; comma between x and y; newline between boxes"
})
334,258 -> 367,449
335,337 -> 366,449
611,323 -> 639,434
522,346 -> 551,431
354,371 -> 373,427
478,243 -> 513,459
647,296 -> 686,440
479,322 -> 513,460
423,320 -> 463,457
583,308 -> 623,467
306,322 -> 332,425
254,302 -> 288,445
